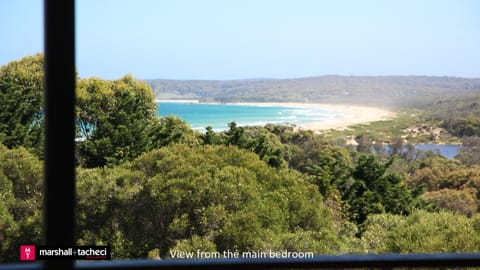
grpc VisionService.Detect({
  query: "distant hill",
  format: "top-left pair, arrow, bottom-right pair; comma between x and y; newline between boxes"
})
145,75 -> 480,108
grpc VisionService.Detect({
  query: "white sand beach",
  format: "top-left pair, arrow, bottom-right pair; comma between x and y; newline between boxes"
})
155,99 -> 200,103
233,102 -> 395,131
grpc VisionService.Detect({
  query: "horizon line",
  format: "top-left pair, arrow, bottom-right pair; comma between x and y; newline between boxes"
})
140,74 -> 480,82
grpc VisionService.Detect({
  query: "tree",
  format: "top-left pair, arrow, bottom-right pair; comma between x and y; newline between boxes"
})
201,126 -> 219,145
389,210 -> 480,253
401,143 -> 418,162
442,117 -> 480,137
408,154 -> 480,192
0,145 -> 43,262
80,144 -> 351,258
151,115 -> 200,147
361,211 -> 480,253
245,127 -> 286,168
373,140 -> 387,160
287,131 -> 336,172
342,155 -> 417,225
75,166 -> 148,258
389,137 -> 405,156
306,146 -> 352,198
223,122 -> 248,147
456,136 -> 480,167
0,54 -> 44,156
219,125 -> 286,168
355,134 -> 373,153
361,214 -> 406,253
76,75 -> 162,167
422,188 -> 477,216
252,135 -> 284,168
168,235 -> 217,258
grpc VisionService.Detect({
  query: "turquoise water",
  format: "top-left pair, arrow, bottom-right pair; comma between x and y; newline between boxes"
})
156,102 -> 341,131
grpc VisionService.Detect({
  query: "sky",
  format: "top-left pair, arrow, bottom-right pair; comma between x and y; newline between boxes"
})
1,0 -> 480,80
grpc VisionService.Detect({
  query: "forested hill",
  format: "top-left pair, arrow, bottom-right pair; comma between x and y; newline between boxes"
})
146,75 -> 480,107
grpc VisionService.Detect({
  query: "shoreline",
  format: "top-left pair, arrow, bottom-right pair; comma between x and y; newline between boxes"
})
155,99 -> 396,131
155,99 -> 200,103
246,102 -> 395,131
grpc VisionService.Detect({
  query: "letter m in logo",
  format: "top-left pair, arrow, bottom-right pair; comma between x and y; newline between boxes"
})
20,245 -> 36,261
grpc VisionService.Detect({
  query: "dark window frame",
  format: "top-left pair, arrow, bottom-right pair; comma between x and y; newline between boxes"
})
1,0 -> 480,268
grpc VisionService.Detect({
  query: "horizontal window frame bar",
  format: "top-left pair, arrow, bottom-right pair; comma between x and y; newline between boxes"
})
2,254 -> 480,270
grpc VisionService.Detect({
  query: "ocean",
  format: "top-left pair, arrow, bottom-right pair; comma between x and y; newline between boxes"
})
156,102 -> 342,131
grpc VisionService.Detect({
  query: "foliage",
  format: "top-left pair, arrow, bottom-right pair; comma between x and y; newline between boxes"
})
75,144 -> 352,258
213,123 -> 286,168
76,166 -> 148,258
442,117 -> 480,137
407,154 -> 480,215
148,76 -> 480,107
243,126 -> 286,168
77,76 -> 201,167
456,136 -> 480,167
426,94 -> 480,138
284,130 -> 334,171
201,126 -> 220,145
355,134 -> 373,153
305,146 -> 352,198
407,155 -> 480,191
422,188 -> 478,217
76,76 -> 160,167
342,155 -> 417,225
0,54 -> 44,156
362,211 -> 480,253
168,235 -> 217,257
3,55 -> 480,262
360,213 -> 406,253
0,145 -> 42,262
151,115 -> 200,147
222,122 -> 248,148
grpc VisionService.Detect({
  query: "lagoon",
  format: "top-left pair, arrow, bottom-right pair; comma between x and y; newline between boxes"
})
383,144 -> 460,159
414,143 -> 460,159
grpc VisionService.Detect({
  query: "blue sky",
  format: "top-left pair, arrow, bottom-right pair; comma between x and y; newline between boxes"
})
1,0 -> 479,80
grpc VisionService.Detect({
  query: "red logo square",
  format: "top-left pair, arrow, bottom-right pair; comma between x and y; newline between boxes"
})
20,245 -> 35,261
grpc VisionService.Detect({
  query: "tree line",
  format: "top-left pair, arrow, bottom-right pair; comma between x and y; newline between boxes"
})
148,75 -> 480,107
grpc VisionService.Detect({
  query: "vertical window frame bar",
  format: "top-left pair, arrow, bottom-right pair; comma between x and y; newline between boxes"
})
43,0 -> 76,269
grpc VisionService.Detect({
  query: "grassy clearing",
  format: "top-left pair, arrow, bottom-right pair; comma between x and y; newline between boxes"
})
320,109 -> 459,144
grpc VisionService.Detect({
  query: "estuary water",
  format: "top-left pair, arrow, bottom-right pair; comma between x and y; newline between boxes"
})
381,144 -> 459,159
156,102 -> 342,131
414,144 -> 459,159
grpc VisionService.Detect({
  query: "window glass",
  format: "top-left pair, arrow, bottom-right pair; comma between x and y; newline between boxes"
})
1,0 -> 480,264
